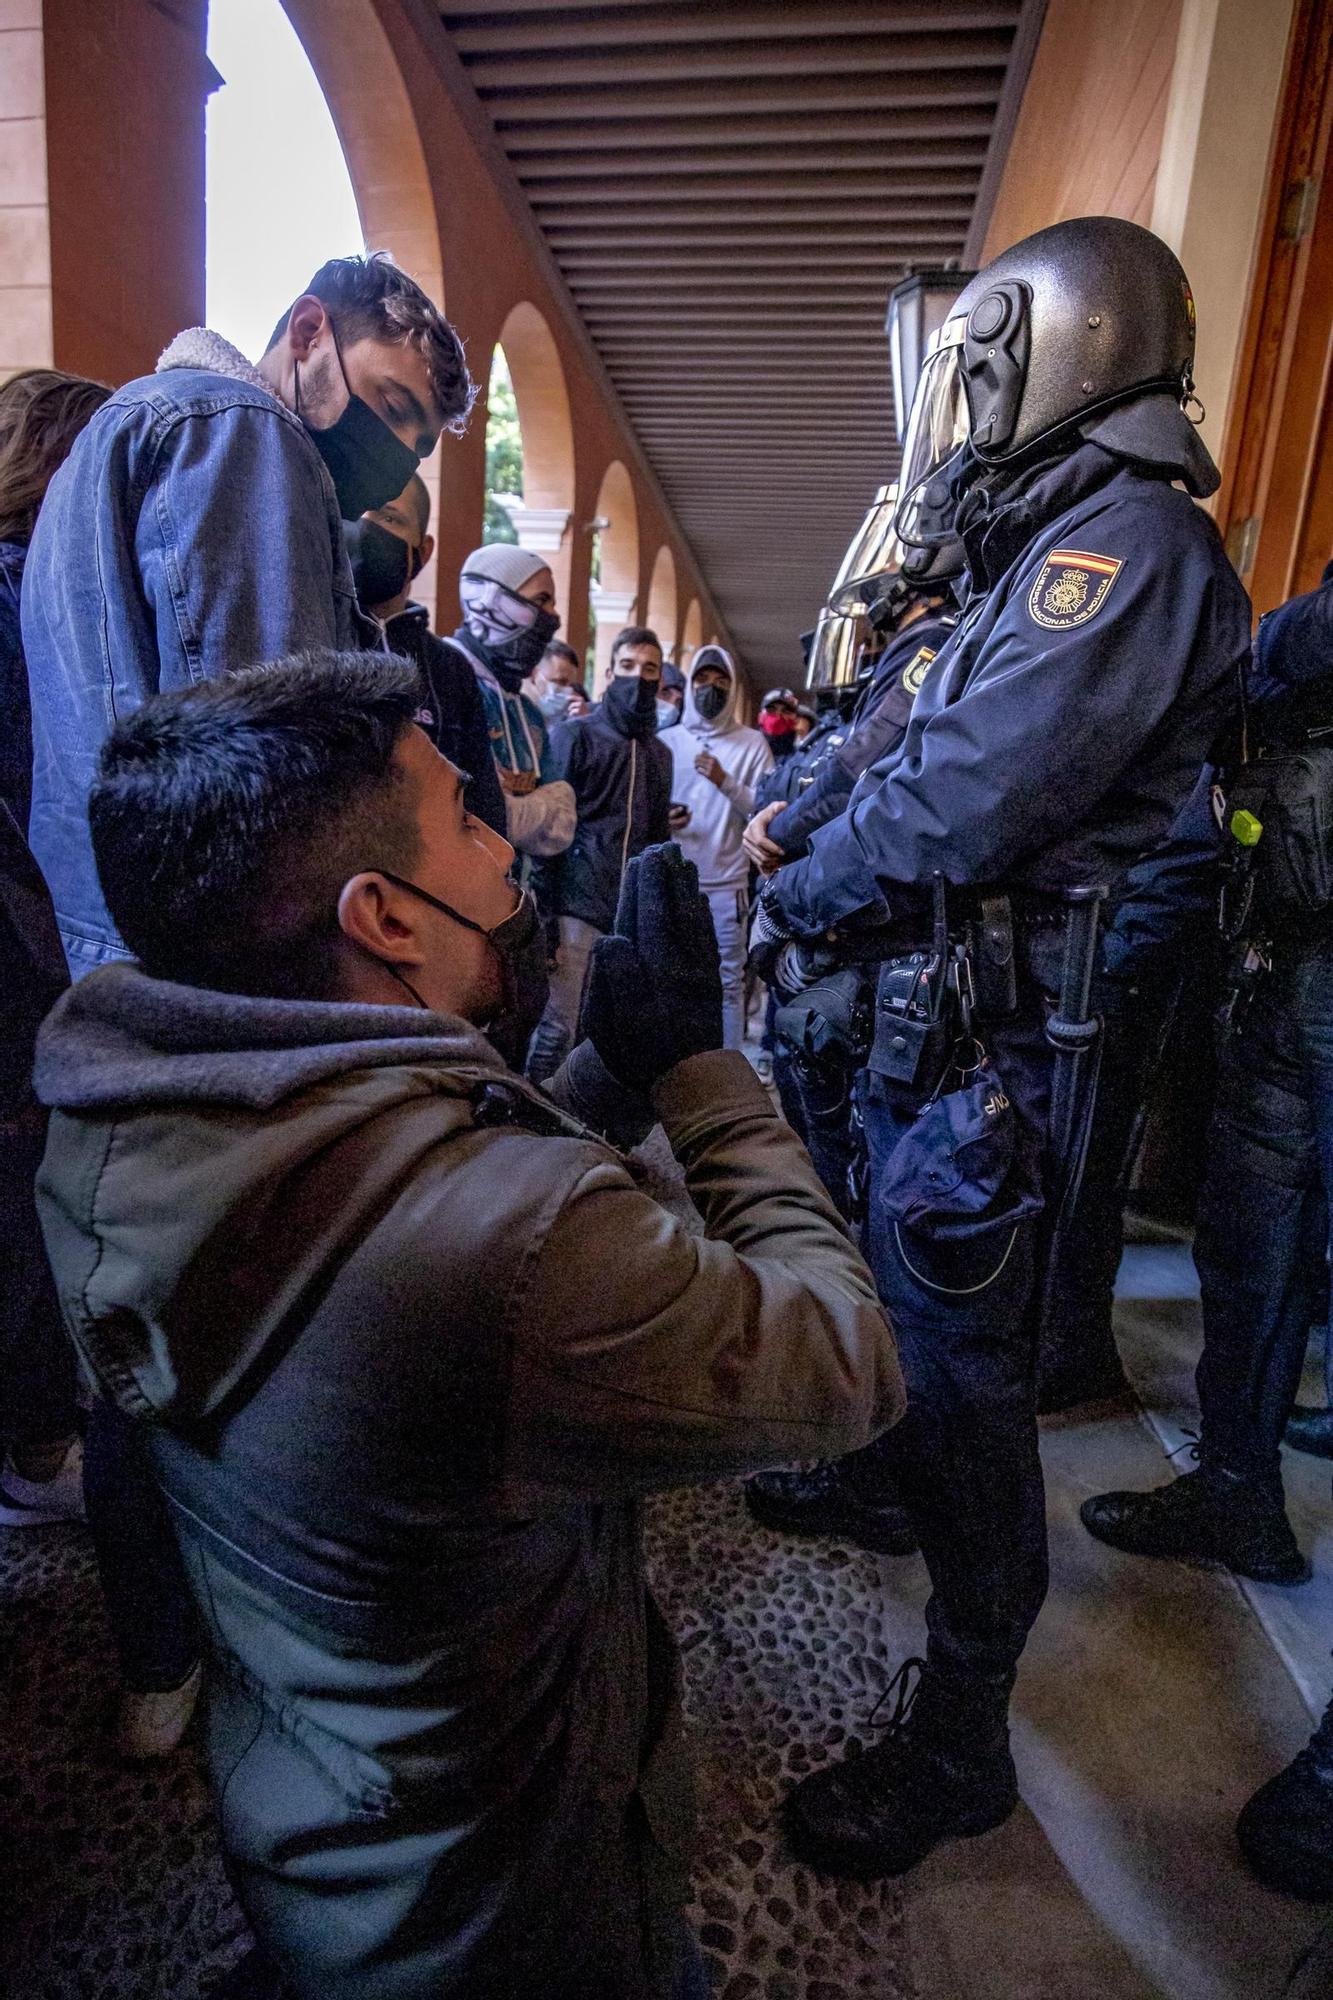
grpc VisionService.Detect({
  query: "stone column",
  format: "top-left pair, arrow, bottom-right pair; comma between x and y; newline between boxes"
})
1,1 -> 51,374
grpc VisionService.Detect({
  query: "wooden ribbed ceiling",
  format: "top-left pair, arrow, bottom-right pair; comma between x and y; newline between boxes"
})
439,0 -> 1041,688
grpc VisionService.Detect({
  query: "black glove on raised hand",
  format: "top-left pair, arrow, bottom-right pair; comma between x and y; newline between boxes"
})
578,842 -> 723,1091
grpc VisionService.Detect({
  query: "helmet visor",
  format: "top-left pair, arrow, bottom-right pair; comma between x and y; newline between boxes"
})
894,319 -> 969,549
805,608 -> 869,691
827,484 -> 909,617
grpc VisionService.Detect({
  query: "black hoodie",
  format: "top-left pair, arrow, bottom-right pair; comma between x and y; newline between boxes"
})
540,695 -> 673,931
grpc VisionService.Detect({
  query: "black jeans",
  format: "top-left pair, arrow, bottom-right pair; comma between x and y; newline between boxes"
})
1195,936 -> 1333,1481
83,1399 -> 200,1691
0,1107 -> 79,1453
845,1006 -> 1054,1695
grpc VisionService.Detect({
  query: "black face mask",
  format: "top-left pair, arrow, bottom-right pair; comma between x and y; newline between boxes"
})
465,611 -> 562,694
297,326 -> 421,519
343,517 -> 421,610
378,871 -> 550,1070
694,682 -> 728,723
604,673 -> 660,738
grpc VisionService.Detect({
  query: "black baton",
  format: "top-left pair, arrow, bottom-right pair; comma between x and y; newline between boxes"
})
1045,883 -> 1108,1184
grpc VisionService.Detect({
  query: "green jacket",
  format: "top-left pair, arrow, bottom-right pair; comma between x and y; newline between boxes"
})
35,965 -> 902,1999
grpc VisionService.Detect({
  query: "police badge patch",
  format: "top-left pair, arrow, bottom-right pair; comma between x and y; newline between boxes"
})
902,646 -> 936,695
1028,548 -> 1124,630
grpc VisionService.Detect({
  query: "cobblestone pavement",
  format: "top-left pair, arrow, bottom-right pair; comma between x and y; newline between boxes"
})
0,1484 -> 915,2000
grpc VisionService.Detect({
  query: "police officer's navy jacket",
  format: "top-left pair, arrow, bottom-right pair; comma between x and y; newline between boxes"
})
1251,558 -> 1333,705
773,443 -> 1251,938
771,607 -> 958,859
753,707 -> 843,815
33,963 -> 901,2000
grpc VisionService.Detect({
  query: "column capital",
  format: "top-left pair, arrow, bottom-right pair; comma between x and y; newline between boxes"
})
495,500 -> 571,554
589,585 -> 638,621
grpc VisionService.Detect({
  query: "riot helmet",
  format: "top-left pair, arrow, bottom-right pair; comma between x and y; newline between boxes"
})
805,608 -> 871,692
828,481 -> 964,624
895,215 -> 1218,550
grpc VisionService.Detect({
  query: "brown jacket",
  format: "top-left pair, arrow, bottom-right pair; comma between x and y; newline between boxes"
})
36,965 -> 903,2000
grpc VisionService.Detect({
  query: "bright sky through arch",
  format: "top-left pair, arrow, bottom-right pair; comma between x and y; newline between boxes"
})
206,0 -> 364,364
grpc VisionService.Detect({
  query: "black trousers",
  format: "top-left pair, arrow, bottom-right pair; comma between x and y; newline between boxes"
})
1195,936 -> 1333,1481
771,1041 -> 859,1221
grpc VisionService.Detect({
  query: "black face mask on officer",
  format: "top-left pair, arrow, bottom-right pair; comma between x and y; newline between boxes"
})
344,516 -> 423,610
296,324 -> 420,520
376,870 -> 550,1069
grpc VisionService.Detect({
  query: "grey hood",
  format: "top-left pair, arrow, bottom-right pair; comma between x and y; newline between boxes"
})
33,965 -> 525,1423
683,644 -> 741,736
34,960 -> 509,1115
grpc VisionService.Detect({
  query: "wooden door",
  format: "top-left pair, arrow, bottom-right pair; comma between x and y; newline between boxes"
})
1216,0 -> 1333,611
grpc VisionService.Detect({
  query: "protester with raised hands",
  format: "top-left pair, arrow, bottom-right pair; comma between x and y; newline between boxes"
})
34,651 -> 902,2000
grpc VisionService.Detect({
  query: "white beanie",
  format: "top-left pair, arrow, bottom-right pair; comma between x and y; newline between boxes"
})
459,543 -> 550,593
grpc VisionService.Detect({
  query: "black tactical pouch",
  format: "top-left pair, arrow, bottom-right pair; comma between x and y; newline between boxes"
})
967,893 -> 1018,1019
867,951 -> 947,1085
773,964 -> 873,1074
1228,742 -> 1333,921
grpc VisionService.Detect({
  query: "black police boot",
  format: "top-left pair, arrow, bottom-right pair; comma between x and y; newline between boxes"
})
1079,1463 -> 1310,1585
783,1658 -> 1018,1878
1237,1689 -> 1333,1899
744,1460 -> 920,1557
1286,1406 -> 1333,1462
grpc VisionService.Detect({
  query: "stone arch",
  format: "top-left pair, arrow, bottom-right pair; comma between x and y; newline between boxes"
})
645,547 -> 678,658
279,0 -> 447,610
589,460 -> 639,692
681,598 -> 704,667
492,301 -> 576,611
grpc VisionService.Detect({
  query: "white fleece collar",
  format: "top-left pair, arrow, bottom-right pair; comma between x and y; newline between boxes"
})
156,327 -> 271,394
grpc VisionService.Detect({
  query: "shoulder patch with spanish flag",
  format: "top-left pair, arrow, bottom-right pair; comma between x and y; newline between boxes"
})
902,646 -> 936,695
1027,548 -> 1124,630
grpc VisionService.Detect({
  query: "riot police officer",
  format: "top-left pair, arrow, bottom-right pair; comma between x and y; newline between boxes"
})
749,216 -> 1252,1879
1083,564 -> 1333,1900
745,555 -> 961,888
1083,566 -> 1333,1588
746,551 -> 960,1216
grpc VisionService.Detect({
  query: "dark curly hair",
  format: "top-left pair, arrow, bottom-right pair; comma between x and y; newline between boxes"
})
91,651 -> 424,999
265,251 -> 475,436
610,625 -> 663,662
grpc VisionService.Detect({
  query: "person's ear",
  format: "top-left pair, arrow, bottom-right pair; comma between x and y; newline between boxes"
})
337,873 -> 427,970
284,294 -> 328,363
419,531 -> 435,570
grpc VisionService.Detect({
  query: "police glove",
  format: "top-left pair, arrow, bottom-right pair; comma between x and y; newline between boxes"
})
578,842 -> 723,1091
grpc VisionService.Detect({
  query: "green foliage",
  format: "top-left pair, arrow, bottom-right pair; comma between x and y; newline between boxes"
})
484,347 -> 522,544
585,528 -> 602,678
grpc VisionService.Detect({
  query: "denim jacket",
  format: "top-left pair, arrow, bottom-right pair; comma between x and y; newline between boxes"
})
22,328 -> 359,974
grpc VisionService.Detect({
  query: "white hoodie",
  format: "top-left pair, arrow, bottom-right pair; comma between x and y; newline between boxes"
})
666,648 -> 773,890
